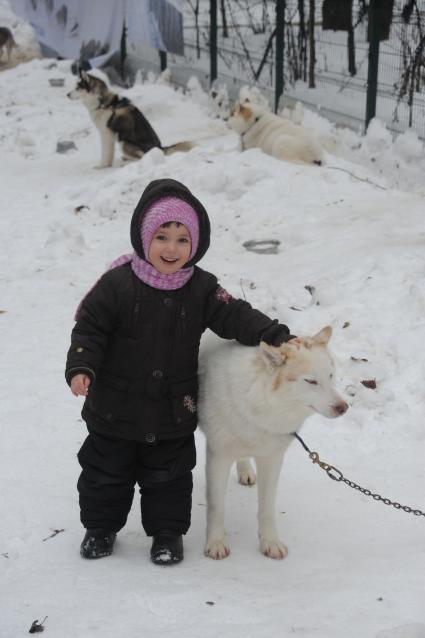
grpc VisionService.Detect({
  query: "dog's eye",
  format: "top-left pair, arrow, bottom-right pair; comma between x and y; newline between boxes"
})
304,378 -> 318,385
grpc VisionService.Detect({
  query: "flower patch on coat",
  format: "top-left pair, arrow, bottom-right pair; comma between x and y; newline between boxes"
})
215,286 -> 233,304
183,395 -> 197,413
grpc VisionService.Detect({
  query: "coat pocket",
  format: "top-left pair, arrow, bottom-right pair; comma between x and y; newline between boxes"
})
169,380 -> 198,427
87,371 -> 133,422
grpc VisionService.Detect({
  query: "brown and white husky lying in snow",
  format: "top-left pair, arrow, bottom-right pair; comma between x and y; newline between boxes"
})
228,101 -> 324,165
198,326 -> 348,560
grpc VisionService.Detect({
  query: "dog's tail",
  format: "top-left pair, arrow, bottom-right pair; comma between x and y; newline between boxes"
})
162,141 -> 194,155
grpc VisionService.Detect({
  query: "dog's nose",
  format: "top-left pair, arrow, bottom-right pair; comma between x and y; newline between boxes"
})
333,401 -> 348,416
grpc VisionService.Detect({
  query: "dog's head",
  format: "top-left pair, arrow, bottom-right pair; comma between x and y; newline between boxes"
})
227,100 -> 266,134
259,326 -> 348,419
67,70 -> 110,107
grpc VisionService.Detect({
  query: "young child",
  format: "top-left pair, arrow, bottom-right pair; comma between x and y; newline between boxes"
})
66,177 -> 294,565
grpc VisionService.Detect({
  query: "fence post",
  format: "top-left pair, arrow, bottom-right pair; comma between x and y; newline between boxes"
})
365,0 -> 381,131
159,50 -> 167,71
210,0 -> 218,84
275,0 -> 285,113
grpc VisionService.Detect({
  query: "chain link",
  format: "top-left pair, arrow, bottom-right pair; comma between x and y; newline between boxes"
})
292,433 -> 425,518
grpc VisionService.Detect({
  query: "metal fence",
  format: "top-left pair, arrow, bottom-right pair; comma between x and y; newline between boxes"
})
123,0 -> 425,139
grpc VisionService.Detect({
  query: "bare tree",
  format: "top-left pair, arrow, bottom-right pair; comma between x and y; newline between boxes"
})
220,0 -> 228,37
187,0 -> 201,58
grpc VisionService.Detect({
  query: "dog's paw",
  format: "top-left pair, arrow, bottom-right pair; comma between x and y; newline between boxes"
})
236,459 -> 256,486
259,538 -> 288,560
204,539 -> 230,560
94,163 -> 112,169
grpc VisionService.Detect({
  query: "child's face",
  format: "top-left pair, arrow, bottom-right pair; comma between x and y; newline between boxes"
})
148,222 -> 192,273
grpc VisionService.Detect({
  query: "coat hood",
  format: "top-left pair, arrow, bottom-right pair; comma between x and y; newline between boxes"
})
130,178 -> 211,267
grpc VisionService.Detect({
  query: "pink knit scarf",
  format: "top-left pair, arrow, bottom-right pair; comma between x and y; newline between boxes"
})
108,252 -> 194,290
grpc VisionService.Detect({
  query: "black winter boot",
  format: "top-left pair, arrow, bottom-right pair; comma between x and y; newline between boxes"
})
80,529 -> 117,559
150,531 -> 184,565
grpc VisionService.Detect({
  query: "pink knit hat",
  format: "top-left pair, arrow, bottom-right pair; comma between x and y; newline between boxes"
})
141,195 -> 200,262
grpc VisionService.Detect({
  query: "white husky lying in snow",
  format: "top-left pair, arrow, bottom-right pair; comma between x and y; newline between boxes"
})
228,101 -> 324,165
198,326 -> 348,560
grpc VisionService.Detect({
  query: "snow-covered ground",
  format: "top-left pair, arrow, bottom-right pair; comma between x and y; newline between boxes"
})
1,4 -> 425,638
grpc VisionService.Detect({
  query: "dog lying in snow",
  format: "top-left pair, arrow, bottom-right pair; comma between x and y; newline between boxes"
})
67,70 -> 193,168
228,100 -> 324,165
198,326 -> 348,559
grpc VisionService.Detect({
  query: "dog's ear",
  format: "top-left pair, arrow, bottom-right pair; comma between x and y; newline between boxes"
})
311,326 -> 332,346
80,69 -> 90,82
259,342 -> 287,368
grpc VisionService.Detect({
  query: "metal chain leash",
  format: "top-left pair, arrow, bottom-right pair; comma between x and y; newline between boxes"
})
292,432 -> 425,518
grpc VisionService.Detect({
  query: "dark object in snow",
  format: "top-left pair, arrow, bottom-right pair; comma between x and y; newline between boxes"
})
74,205 -> 89,213
48,78 -> 64,87
361,379 -> 377,389
305,285 -> 315,296
343,321 -> 350,328
351,356 -> 369,362
150,531 -> 183,565
205,601 -> 215,606
29,617 -> 47,633
242,239 -> 280,255
42,528 -> 65,542
80,529 -> 116,559
56,140 -> 77,154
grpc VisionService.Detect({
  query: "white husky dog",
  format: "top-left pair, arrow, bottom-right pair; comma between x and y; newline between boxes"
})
228,101 -> 324,165
198,326 -> 348,560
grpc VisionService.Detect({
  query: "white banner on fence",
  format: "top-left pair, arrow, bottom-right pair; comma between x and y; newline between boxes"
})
126,0 -> 184,56
10,0 -> 125,64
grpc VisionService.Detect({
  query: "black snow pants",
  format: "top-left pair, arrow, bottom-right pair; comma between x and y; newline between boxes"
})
77,428 -> 196,536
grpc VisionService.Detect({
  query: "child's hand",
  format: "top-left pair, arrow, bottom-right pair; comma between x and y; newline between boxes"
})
71,373 -> 91,397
